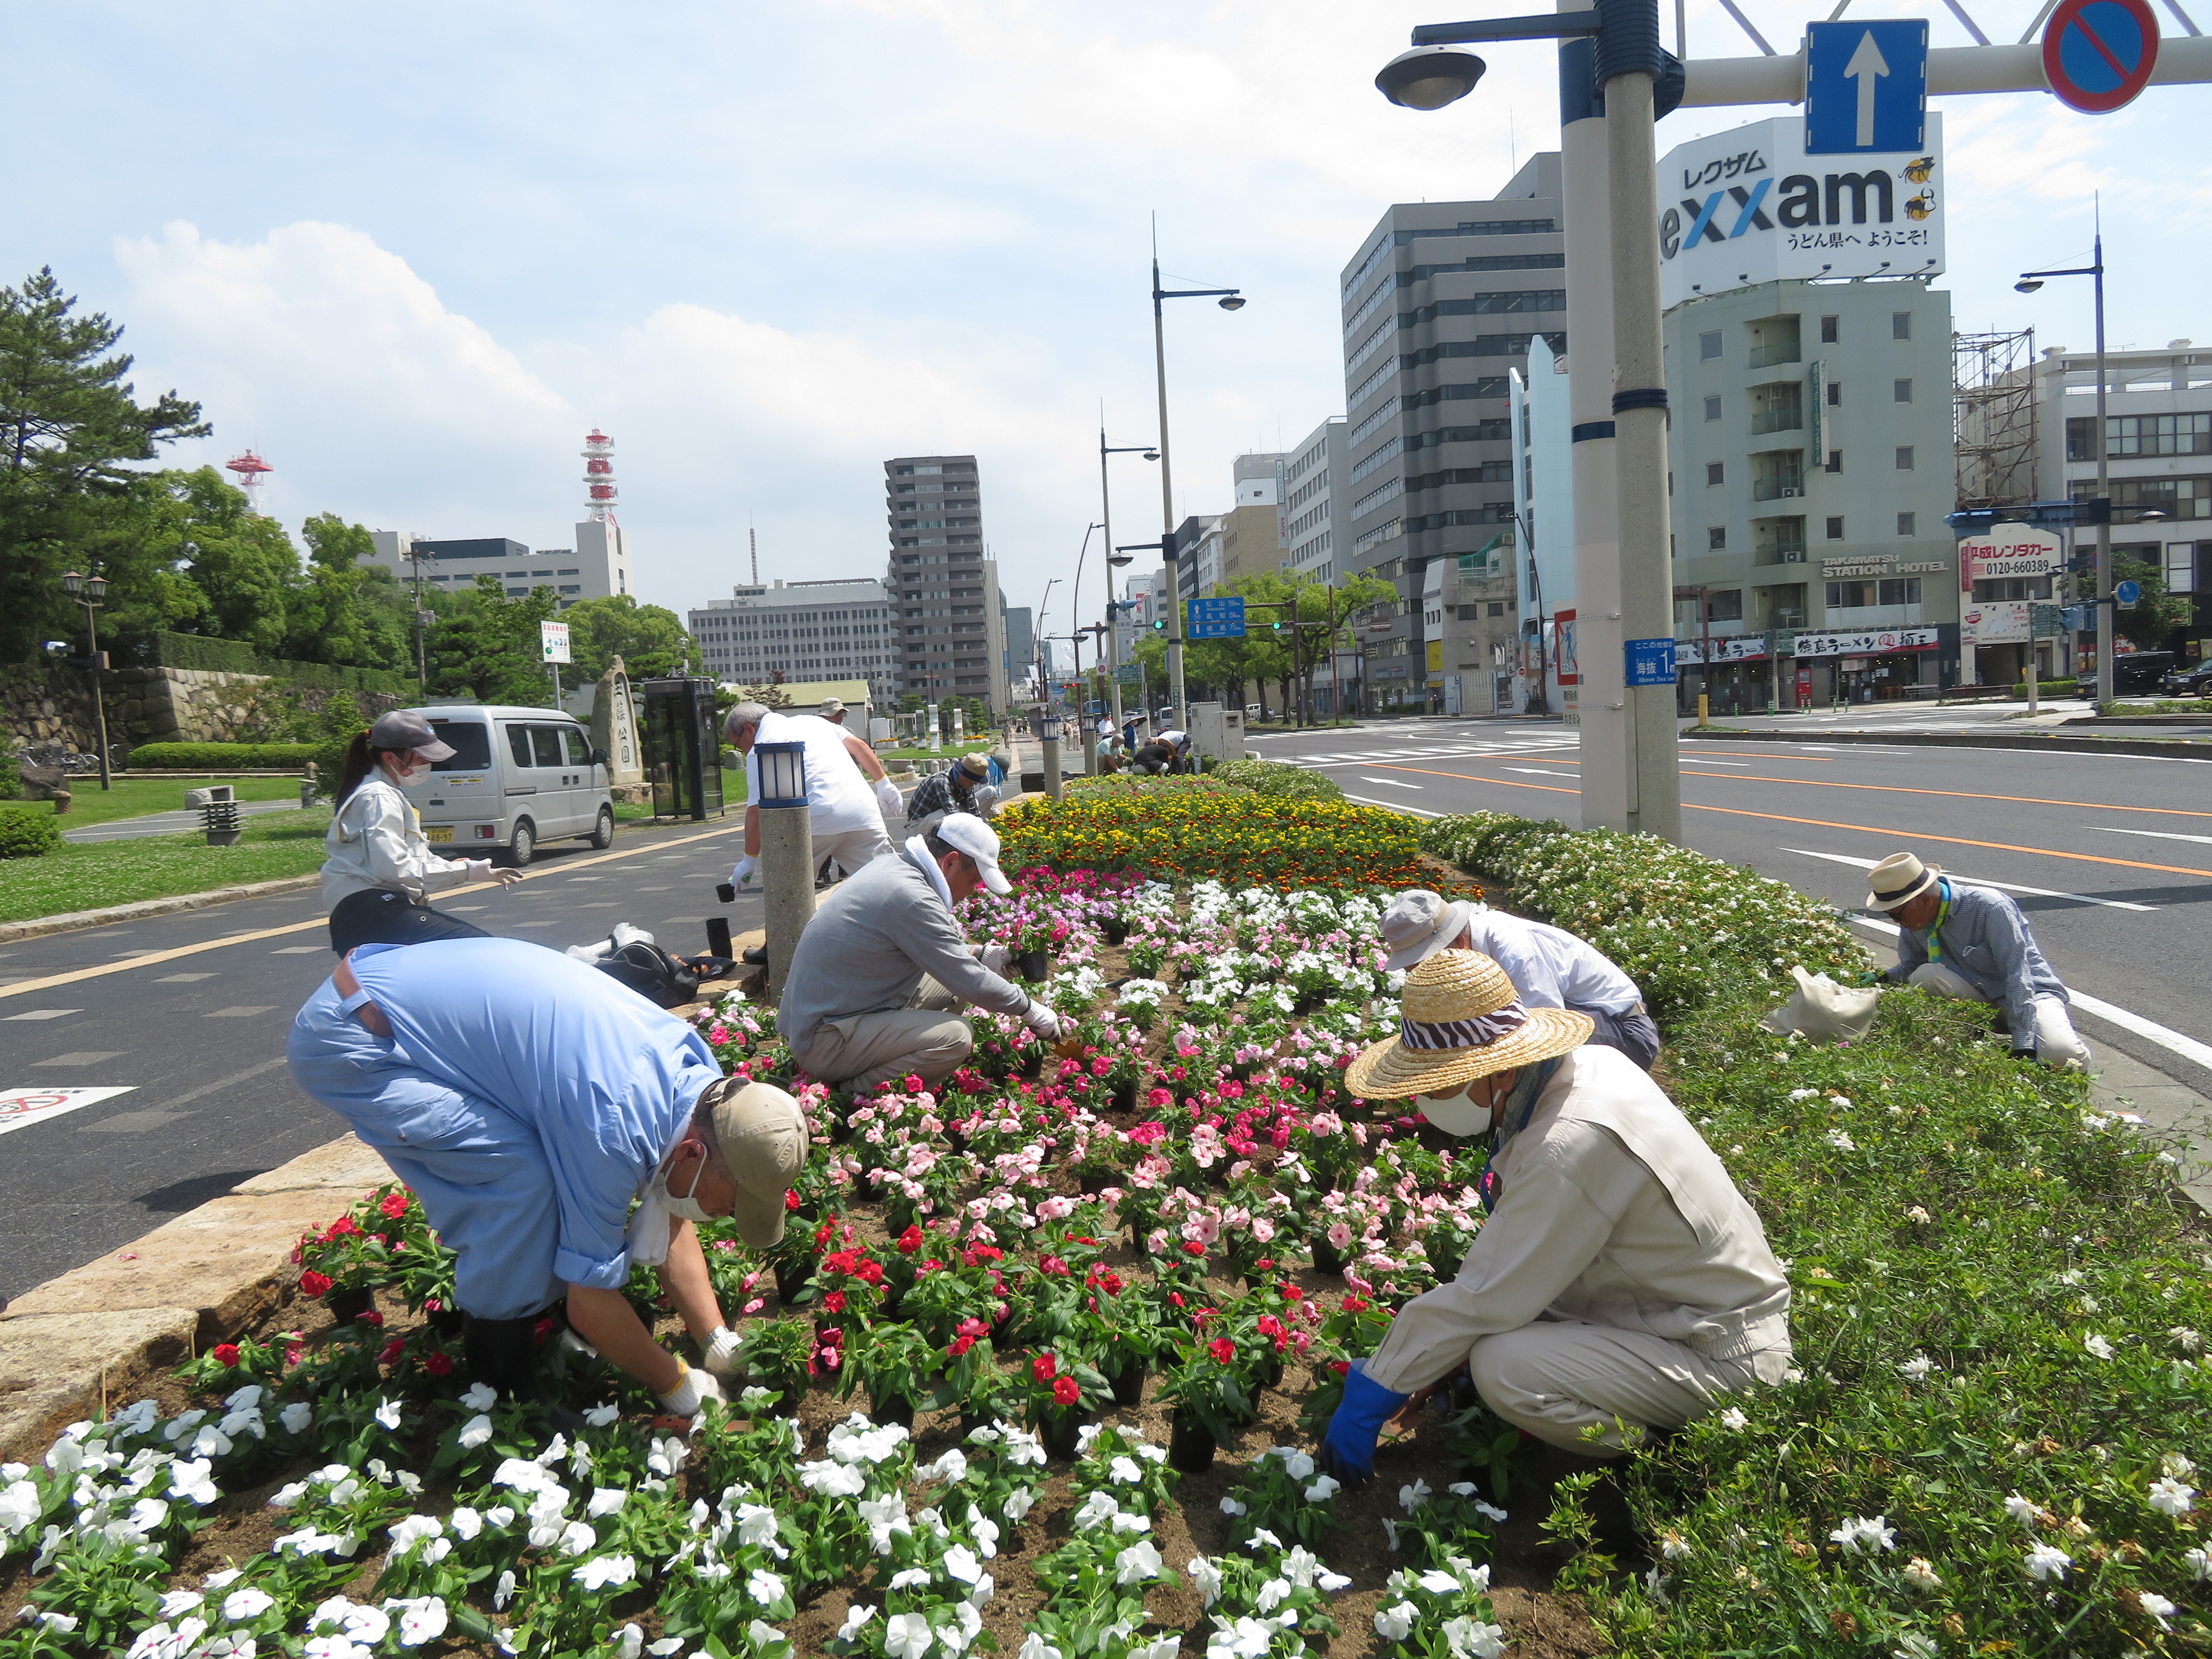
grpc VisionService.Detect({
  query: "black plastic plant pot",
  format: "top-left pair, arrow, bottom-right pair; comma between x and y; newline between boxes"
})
1168,1409 -> 1218,1473
425,1306 -> 465,1339
325,1287 -> 375,1326
773,1259 -> 814,1305
1310,1239 -> 1346,1278
872,1392 -> 917,1429
1079,1169 -> 1114,1197
1016,950 -> 1051,983
1108,1361 -> 1148,1408
1040,1409 -> 1087,1463
1101,918 -> 1130,946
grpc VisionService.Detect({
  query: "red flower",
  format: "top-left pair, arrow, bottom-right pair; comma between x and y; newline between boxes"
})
424,1297 -> 443,1312
299,1270 -> 333,1298
856,1259 -> 885,1286
212,1343 -> 241,1367
1341,1295 -> 1372,1313
903,1074 -> 925,1091
896,1225 -> 923,1255
357,1310 -> 384,1327
1051,1375 -> 1080,1406
378,1337 -> 405,1366
1032,1353 -> 1058,1383
1040,1256 -> 1070,1277
423,1351 -> 454,1377
956,1317 -> 988,1341
1329,1359 -> 1351,1376
1207,1337 -> 1235,1365
948,1335 -> 976,1358
1280,1284 -> 1303,1302
1182,1241 -> 1205,1258
326,1218 -> 360,1239
823,1290 -> 847,1314
1169,1292 -> 1184,1308
534,1316 -> 557,1345
1256,1315 -> 1287,1339
379,1192 -> 409,1220
785,1189 -> 802,1212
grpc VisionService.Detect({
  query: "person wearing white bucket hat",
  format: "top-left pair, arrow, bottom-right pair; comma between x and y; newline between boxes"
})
1865,851 -> 2089,1068
1316,950 -> 1792,1484
1380,889 -> 1661,1070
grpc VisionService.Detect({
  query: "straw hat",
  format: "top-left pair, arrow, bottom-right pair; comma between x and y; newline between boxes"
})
1346,950 -> 1592,1102
1865,851 -> 1940,911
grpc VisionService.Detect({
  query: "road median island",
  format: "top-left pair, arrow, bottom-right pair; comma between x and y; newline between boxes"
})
1,804 -> 2204,1655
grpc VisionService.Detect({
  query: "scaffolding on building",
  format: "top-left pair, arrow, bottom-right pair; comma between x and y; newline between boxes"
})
1953,328 -> 2038,511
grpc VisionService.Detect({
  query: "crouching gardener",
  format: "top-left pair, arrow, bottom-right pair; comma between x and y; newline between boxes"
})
1319,950 -> 1791,1481
286,937 -> 808,1421
779,811 -> 1066,1093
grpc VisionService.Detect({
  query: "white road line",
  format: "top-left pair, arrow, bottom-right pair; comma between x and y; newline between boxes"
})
1504,768 -> 1580,779
2090,826 -> 2212,848
1784,847 -> 2158,912
1853,914 -> 2212,1073
1342,794 -> 1443,817
1680,759 -> 1753,767
1359,777 -> 1426,789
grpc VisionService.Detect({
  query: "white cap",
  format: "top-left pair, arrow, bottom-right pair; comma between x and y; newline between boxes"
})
933,811 -> 1013,896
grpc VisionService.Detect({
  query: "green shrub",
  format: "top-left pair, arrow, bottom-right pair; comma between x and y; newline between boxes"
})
1211,758 -> 1346,802
1062,774 -> 1249,799
0,808 -> 62,859
125,742 -> 321,771
0,749 -> 18,801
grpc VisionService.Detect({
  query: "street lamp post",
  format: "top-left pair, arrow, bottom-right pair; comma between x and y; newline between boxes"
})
1099,423 -> 1157,758
1150,249 -> 1245,734
2017,232 -> 2110,695
58,571 -> 113,791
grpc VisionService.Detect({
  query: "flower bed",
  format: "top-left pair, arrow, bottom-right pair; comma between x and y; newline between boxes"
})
996,796 -> 1438,892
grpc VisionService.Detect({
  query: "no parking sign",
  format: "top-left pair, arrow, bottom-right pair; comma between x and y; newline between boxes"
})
2043,0 -> 2161,113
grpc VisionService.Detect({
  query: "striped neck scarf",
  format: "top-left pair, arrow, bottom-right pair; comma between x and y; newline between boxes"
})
1924,878 -> 1953,964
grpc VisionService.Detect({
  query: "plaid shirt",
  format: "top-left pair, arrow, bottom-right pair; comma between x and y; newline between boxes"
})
904,769 -> 982,824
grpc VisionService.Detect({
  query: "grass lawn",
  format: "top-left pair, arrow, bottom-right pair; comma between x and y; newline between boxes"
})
0,806 -> 332,923
22,774 -> 309,831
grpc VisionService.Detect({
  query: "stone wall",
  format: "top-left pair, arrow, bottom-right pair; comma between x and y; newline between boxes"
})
1,663 -> 399,760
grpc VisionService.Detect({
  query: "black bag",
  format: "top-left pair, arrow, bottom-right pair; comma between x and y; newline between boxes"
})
594,940 -> 703,1008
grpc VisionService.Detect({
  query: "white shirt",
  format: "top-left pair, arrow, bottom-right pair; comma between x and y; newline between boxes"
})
1158,729 -> 1188,749
744,711 -> 879,835
1464,908 -> 1643,1016
320,776 -> 477,906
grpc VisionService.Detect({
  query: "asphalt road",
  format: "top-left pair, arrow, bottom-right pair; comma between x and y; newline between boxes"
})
0,813 -> 764,1302
1247,714 -> 2212,1099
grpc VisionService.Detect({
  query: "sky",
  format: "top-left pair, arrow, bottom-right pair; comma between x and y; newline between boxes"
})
5,1 -> 2207,637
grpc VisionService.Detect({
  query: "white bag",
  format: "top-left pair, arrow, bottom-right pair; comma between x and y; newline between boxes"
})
1760,965 -> 1880,1044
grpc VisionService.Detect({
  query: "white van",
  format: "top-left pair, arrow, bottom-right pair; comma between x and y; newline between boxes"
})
410,704 -> 615,866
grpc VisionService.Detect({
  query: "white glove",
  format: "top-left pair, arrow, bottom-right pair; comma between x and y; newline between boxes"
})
1022,1000 -> 1065,1042
703,1326 -> 742,1378
657,1361 -> 724,1419
874,778 -> 903,817
732,856 -> 759,888
977,943 -> 1010,976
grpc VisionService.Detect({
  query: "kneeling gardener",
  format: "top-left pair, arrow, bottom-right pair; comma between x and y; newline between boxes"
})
1321,950 -> 1791,1480
287,937 -> 808,1420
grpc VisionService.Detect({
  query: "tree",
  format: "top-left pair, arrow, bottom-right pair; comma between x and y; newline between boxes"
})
287,514 -> 413,672
424,577 -> 561,705
560,594 -> 694,685
0,269 -> 209,660
2105,547 -> 2194,654
161,469 -> 305,652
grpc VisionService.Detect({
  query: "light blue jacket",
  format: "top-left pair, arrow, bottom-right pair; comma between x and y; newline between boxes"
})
1885,879 -> 2066,1041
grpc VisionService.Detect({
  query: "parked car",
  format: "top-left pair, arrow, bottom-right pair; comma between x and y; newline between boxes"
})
411,703 -> 615,866
2160,661 -> 2212,698
2076,651 -> 2176,702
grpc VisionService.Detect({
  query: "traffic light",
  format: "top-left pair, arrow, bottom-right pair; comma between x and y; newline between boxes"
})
1151,617 -> 1166,632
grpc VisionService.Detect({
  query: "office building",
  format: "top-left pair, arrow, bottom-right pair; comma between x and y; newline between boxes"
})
883,454 -> 1011,712
1336,154 -> 1562,713
1003,605 -> 1035,689
1661,278 -> 1959,709
1219,452 -> 1289,583
688,578 -> 899,701
1507,336 -> 1576,714
364,525 -> 633,611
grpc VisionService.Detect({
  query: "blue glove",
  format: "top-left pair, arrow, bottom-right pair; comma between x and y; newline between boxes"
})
1320,1360 -> 1410,1486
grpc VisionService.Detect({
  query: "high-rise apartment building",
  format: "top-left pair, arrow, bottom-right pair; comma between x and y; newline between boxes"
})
1337,154 -> 1562,712
883,454 -> 1010,712
688,578 -> 900,700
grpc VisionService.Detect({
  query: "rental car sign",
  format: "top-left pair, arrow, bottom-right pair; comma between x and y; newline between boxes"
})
1658,115 -> 1944,310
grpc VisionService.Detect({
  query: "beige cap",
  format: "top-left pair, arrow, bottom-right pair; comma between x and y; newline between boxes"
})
705,1081 -> 809,1247
1380,888 -> 1480,972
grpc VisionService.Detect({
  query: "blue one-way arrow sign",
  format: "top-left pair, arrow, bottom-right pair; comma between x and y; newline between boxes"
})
1805,19 -> 1928,153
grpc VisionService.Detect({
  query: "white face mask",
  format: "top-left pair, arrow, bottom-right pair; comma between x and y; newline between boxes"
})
1415,1074 -> 1507,1138
659,1155 -> 714,1225
386,753 -> 427,785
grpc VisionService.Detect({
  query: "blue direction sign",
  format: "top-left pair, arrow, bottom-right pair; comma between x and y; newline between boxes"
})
1624,637 -> 1678,687
1805,19 -> 1928,155
1187,597 -> 1247,640
2043,0 -> 2162,113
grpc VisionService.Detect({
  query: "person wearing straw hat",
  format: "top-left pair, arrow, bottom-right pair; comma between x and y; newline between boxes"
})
1318,950 -> 1792,1483
1866,851 -> 2089,1068
286,936 -> 809,1423
1380,889 -> 1661,1070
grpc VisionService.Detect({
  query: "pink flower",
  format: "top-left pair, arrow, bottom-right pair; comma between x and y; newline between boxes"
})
742,1298 -> 765,1316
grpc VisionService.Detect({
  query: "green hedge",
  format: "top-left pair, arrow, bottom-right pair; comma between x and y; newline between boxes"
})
1210,758 -> 1347,802
0,808 -> 61,859
126,742 -> 321,771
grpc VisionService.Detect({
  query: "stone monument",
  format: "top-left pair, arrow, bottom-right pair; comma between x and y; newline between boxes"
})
591,655 -> 649,804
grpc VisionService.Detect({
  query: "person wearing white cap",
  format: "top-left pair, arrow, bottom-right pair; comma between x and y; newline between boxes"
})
287,937 -> 811,1421
778,811 -> 1065,1092
1381,889 -> 1660,1070
322,709 -> 521,953
1866,851 -> 2089,1068
1318,950 -> 1791,1484
725,702 -> 898,888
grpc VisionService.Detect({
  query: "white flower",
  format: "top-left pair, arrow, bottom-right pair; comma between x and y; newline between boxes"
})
1826,1130 -> 1856,1152
1897,1354 -> 1936,1382
310,1599 -> 389,1644
0,1480 -> 41,1537
1658,1532 -> 1691,1561
1071,1491 -> 1119,1531
1304,1475 -> 1341,1503
457,1415 -> 494,1450
1399,1478 -> 1433,1513
448,1507 -> 483,1541
1190,1555 -> 1224,1607
1001,1487 -> 1036,1523
584,1403 -> 622,1429
611,1624 -> 643,1659
798,1460 -> 866,1497
2186,1544 -> 2211,1581
557,1521 -> 597,1557
1374,1601 -> 1418,1641
460,1382 -> 498,1413
1902,1557 -> 1942,1590
1904,1206 -> 1932,1224
385,1597 -> 449,1647
587,1487 -> 628,1519
2139,1591 -> 2179,1629
1244,1527 -> 1283,1551
2083,1334 -> 2116,1360
839,1606 -> 877,1643
1116,1540 -> 1164,1584
1254,1578 -> 1291,1615
885,1610 -> 934,1659
372,1398 -> 403,1432
222,1588 -> 275,1622
493,1570 -> 517,1612
303,1639 -> 366,1659
2171,1327 -> 2204,1354
2023,1542 -> 2071,1581
1442,1617 -> 1507,1658
647,1435 -> 688,1478
1218,1494 -> 1247,1517
387,1515 -> 445,1557
1418,1567 -> 1463,1594
1269,1447 -> 1316,1481
1109,1455 -> 1144,1486
572,1554 -> 637,1590
276,1403 -> 313,1436
748,1567 -> 786,1606
169,1458 -> 220,1506
1829,1515 -> 1895,1555
2004,1493 -> 2040,1524
159,1590 -> 206,1620
942,1546 -> 982,1584
921,1449 -> 970,1484
2150,1478 -> 2197,1517
1014,1637 -> 1060,1659
1718,1407 -> 1750,1431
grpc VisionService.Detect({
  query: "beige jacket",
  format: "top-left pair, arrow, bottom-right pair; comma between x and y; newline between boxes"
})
1363,1044 -> 1792,1395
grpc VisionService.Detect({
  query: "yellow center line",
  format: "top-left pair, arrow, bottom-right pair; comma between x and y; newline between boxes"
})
1364,763 -> 2212,881
0,820 -> 746,1000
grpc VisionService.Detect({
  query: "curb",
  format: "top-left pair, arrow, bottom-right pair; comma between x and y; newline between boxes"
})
1681,727 -> 2208,759
0,875 -> 324,944
0,1134 -> 390,1463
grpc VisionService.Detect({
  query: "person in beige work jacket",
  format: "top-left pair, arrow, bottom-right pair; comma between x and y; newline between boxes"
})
1319,949 -> 1791,1481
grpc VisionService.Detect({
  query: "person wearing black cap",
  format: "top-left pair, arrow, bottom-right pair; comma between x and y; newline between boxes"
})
322,710 -> 521,953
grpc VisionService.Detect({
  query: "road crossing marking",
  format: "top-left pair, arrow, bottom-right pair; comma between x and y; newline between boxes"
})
1504,768 -> 1579,778
1343,794 -> 1443,817
1358,777 -> 1426,789
1783,847 -> 2159,911
2090,826 -> 2212,846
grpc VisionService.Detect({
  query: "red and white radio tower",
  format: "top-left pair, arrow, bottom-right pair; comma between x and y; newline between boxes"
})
581,429 -> 618,522
224,449 -> 273,514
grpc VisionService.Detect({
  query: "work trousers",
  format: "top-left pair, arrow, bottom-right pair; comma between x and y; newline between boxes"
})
1466,1317 -> 1765,1455
328,888 -> 492,955
1907,962 -> 2091,1067
814,825 -> 893,882
1584,1004 -> 1662,1071
790,976 -> 971,1093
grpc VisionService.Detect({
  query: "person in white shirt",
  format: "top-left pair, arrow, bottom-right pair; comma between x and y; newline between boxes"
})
323,710 -> 520,953
725,702 -> 899,889
1382,888 -> 1661,1070
1318,950 -> 1790,1482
